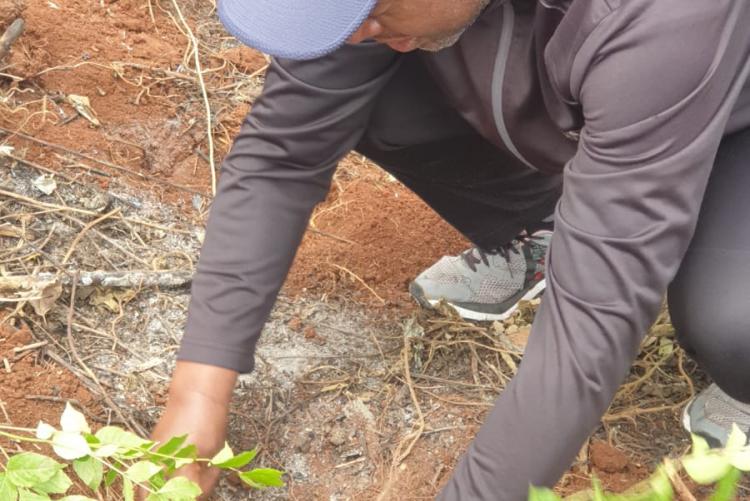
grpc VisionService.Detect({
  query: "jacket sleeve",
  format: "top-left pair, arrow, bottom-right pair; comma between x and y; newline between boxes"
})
440,2 -> 750,499
177,43 -> 400,373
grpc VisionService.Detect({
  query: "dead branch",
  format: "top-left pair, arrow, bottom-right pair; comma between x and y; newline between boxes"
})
0,270 -> 193,290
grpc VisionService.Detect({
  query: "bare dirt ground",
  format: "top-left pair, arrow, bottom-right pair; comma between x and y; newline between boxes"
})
0,0 -> 736,500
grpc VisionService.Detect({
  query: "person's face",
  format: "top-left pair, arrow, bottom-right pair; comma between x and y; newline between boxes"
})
348,0 -> 490,52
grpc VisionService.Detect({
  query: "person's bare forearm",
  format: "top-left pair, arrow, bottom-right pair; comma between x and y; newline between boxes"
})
147,361 -> 239,498
167,360 -> 238,408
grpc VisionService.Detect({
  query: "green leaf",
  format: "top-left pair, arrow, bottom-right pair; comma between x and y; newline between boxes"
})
209,443 -> 233,466
152,477 -> 201,500
528,486 -> 562,501
59,497 -> 98,501
726,425 -> 747,451
91,444 -> 118,459
683,453 -> 732,485
124,441 -> 155,459
95,427 -> 150,450
729,447 -> 750,471
122,478 -> 134,501
103,469 -> 117,488
16,489 -> 49,501
33,469 -> 72,494
691,434 -> 711,456
592,478 -> 606,501
213,449 -> 257,469
648,466 -> 673,501
60,403 -> 90,434
51,431 -> 91,460
154,435 -> 187,457
239,468 -> 285,489
149,471 -> 166,490
125,461 -> 162,483
0,473 -> 18,501
173,445 -> 197,469
35,422 -> 55,440
73,456 -> 103,491
709,467 -> 741,501
83,433 -> 99,445
6,453 -> 62,488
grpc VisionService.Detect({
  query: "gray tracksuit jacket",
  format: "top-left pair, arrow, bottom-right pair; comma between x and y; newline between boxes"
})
178,0 -> 750,498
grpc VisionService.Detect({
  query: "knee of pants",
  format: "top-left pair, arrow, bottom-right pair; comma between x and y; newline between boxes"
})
669,271 -> 750,403
355,123 -> 397,157
356,108 -> 469,156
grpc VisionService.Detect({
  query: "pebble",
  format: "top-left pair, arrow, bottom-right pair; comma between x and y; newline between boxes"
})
328,424 -> 347,447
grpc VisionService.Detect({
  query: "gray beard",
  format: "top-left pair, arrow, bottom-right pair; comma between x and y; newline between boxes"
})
418,29 -> 466,52
418,0 -> 492,52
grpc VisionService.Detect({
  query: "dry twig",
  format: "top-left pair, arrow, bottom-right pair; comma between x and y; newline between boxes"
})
65,272 -> 147,435
62,208 -> 120,265
329,263 -> 385,304
393,336 -> 425,464
0,187 -> 191,234
167,0 -> 217,195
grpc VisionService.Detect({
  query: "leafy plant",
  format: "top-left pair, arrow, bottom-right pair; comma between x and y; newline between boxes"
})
0,403 -> 284,500
529,424 -> 750,501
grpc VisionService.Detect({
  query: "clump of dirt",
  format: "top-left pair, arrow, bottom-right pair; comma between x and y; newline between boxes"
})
590,440 -> 631,473
557,440 -> 650,497
216,46 -> 268,74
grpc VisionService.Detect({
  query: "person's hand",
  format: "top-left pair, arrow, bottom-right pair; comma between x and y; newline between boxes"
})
142,361 -> 238,500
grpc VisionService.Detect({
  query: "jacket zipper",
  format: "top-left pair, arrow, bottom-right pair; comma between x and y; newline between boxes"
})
491,1 -> 538,170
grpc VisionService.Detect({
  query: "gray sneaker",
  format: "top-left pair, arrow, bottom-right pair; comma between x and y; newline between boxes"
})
409,229 -> 551,321
683,384 -> 750,448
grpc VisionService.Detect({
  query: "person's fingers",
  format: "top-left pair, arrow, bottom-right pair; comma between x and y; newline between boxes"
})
197,465 -> 222,500
175,464 -> 209,500
348,18 -> 383,44
135,463 -> 217,500
173,462 -> 221,500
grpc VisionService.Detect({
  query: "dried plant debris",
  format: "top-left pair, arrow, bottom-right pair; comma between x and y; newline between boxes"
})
0,156 -> 202,430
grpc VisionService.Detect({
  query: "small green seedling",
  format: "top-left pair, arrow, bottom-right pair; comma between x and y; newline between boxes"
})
530,424 -> 750,501
0,403 -> 284,500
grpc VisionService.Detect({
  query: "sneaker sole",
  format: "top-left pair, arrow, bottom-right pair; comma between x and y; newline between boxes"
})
682,399 -> 695,434
680,396 -> 726,449
411,279 -> 547,321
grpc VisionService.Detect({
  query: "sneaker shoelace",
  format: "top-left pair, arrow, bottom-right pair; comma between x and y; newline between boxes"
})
461,232 -> 543,273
